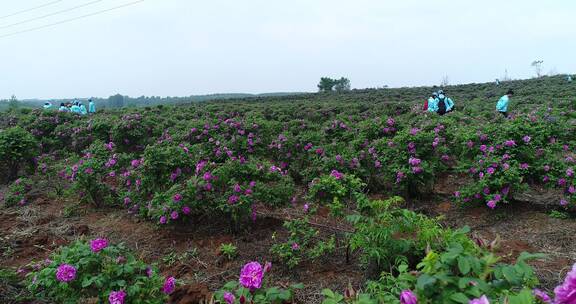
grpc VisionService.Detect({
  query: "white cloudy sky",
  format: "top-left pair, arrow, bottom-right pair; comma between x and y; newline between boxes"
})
0,0 -> 575,99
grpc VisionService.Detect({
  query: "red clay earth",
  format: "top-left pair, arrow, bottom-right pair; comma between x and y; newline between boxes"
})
1,191 -> 575,303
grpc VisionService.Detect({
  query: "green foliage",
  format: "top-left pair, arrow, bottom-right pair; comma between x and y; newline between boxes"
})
270,217 -> 335,268
373,124 -> 449,197
108,94 -> 125,108
318,77 -> 337,92
134,156 -> 296,230
334,78 -> 352,93
139,142 -> 193,192
219,243 -> 238,260
318,77 -> 351,93
452,114 -> 575,208
67,155 -> 115,208
307,172 -> 365,216
27,240 -> 167,304
211,159 -> 294,223
349,197 -> 476,273
364,262 -> 416,303
9,95 -> 19,110
549,210 -> 570,219
0,126 -> 38,180
3,177 -> 32,207
110,113 -> 161,152
365,246 -> 543,303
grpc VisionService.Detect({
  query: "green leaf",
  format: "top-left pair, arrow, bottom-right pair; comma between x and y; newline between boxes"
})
278,290 -> 291,300
291,283 -> 305,289
449,293 -> 470,304
266,287 -> 280,297
458,226 -> 471,234
223,281 -> 238,290
502,267 -> 519,283
458,278 -> 477,289
508,289 -> 535,304
81,277 -> 93,288
458,257 -> 471,275
398,264 -> 409,273
517,252 -> 546,263
321,289 -> 335,298
124,265 -> 134,273
416,274 -> 437,290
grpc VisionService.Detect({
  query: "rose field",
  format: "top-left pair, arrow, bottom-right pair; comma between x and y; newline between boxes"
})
1,75 -> 576,304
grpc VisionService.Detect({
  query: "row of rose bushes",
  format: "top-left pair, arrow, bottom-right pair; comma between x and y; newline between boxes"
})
59,116 -> 574,223
20,237 -> 299,304
2,101 -> 575,214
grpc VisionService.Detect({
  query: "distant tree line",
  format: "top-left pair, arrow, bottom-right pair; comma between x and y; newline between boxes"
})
318,77 -> 351,93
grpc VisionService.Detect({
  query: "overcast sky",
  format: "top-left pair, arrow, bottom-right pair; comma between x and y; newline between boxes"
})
0,0 -> 575,99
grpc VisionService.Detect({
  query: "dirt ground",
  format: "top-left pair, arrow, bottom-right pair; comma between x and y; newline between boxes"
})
0,195 -> 363,304
1,191 -> 574,303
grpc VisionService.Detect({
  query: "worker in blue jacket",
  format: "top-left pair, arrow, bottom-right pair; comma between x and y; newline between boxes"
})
79,102 -> 88,115
88,99 -> 96,114
496,89 -> 514,118
70,102 -> 82,114
427,92 -> 438,112
436,90 -> 454,115
58,103 -> 69,112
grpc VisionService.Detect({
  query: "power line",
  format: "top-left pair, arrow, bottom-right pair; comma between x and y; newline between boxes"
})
0,0 -> 106,30
0,0 -> 64,20
0,0 -> 145,39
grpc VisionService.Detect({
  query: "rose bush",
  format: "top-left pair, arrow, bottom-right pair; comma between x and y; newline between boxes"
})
26,239 -> 172,304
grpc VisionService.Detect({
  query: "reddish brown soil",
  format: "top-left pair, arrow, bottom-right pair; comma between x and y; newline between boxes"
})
1,191 -> 575,303
0,196 -> 362,304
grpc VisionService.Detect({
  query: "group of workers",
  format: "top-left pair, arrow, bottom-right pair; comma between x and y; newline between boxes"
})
43,99 -> 96,115
423,89 -> 515,119
425,90 -> 455,115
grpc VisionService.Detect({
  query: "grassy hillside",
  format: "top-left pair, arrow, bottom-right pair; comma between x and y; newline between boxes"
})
205,74 -> 575,106
2,75 -> 574,113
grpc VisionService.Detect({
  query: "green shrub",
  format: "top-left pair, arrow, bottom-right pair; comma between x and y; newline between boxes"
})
320,245 -> 543,304
307,171 -> 365,216
348,197 -> 475,274
3,177 -> 33,207
270,217 -> 335,268
219,243 -> 238,260
27,240 -> 170,304
139,142 -> 194,193
365,245 -> 543,304
0,127 -> 38,181
67,154 -> 115,208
